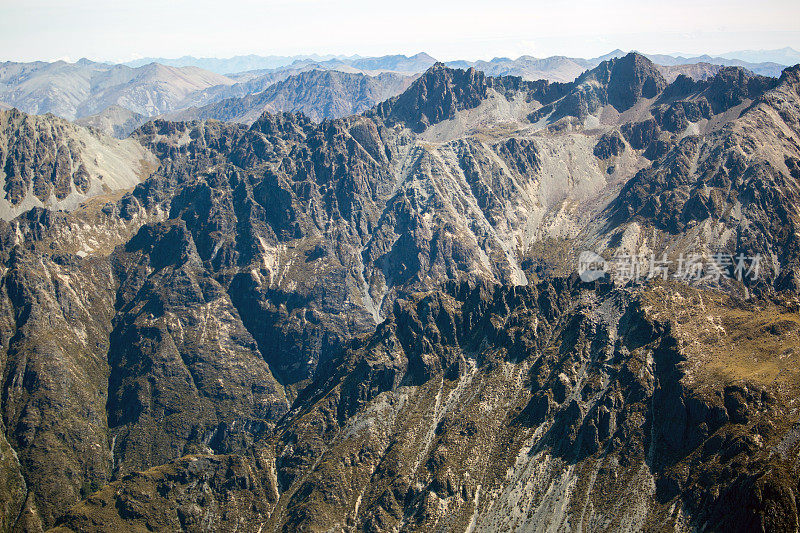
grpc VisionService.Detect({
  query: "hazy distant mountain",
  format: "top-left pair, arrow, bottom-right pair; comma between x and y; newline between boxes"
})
123,53 -> 358,74
169,69 -> 414,123
0,59 -> 233,119
591,48 -> 628,62
79,63 -> 234,118
0,59 -> 115,119
443,50 -> 784,83
644,53 -> 785,77
228,53 -> 437,77
122,53 -> 434,75
348,53 -> 437,73
443,51 -> 633,83
75,104 -> 148,138
443,51 -> 629,83
445,50 -> 782,82
172,55 -> 434,111
445,56 -> 594,82
656,62 -> 725,82
440,50 -> 756,83
719,47 -> 800,66
116,50 -> 793,82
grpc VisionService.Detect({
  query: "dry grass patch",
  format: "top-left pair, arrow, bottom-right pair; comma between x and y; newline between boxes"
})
641,282 -> 800,402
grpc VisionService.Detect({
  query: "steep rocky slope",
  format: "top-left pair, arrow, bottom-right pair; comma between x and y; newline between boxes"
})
254,280 -> 800,532
0,53 -> 798,531
586,64 -> 800,292
0,109 -> 157,219
52,280 -> 800,532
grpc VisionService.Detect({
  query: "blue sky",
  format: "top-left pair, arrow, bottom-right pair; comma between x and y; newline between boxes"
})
1,0 -> 799,62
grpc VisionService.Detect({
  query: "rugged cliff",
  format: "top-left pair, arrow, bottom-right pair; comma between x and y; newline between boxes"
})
0,109 -> 157,219
52,280 -> 800,532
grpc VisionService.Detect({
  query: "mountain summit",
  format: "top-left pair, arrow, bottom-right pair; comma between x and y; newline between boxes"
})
583,52 -> 668,110
371,63 -> 489,131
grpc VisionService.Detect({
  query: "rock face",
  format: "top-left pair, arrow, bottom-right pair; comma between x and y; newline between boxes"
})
261,280 -> 800,532
594,131 -> 626,159
0,57 -> 799,532
0,109 -> 157,219
588,52 -> 669,111
49,281 -> 800,532
107,220 -> 288,475
125,105 -> 563,388
608,64 -> 800,287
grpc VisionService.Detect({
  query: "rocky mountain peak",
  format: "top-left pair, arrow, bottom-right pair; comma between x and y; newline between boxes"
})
593,51 -> 668,110
534,52 -> 670,122
701,65 -> 777,112
371,62 -> 489,132
779,63 -> 800,87
410,52 -> 437,61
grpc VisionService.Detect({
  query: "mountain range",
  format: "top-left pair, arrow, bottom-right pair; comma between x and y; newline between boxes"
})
644,52 -> 785,77
121,48 -> 800,75
0,50 -> 799,531
0,60 -> 234,120
0,50 -> 792,148
719,46 -> 800,65
123,53 -> 360,73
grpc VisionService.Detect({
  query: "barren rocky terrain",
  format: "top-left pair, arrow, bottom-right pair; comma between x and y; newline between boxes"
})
0,52 -> 798,531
